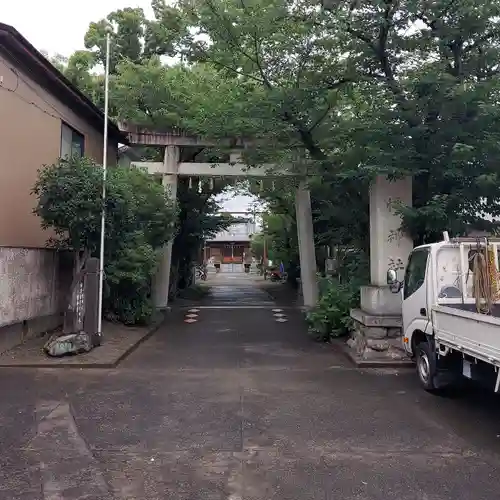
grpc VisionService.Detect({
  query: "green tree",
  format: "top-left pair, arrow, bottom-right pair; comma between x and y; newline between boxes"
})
84,2 -> 185,71
171,0 -> 500,241
322,0 -> 500,241
32,157 -> 176,325
250,232 -> 270,261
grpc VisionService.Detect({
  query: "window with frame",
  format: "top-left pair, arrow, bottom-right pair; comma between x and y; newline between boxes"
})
403,249 -> 429,299
60,122 -> 85,158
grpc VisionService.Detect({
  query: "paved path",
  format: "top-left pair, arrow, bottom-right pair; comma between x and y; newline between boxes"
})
1,275 -> 500,499
199,272 -> 277,306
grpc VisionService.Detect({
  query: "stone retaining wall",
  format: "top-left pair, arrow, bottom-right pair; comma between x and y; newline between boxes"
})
0,247 -> 72,354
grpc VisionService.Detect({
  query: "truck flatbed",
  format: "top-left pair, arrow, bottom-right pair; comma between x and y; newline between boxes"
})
432,304 -> 500,391
444,303 -> 500,317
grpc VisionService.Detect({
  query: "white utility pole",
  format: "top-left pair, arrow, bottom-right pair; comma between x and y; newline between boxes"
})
97,28 -> 112,343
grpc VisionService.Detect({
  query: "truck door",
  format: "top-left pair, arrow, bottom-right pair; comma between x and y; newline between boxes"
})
402,248 -> 430,344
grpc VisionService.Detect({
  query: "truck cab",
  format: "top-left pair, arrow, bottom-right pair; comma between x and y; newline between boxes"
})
398,245 -> 432,356
388,237 -> 500,392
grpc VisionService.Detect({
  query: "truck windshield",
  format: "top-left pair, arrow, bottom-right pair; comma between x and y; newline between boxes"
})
404,249 -> 429,299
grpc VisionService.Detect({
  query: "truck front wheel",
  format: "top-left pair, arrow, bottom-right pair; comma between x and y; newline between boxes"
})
416,341 -> 438,392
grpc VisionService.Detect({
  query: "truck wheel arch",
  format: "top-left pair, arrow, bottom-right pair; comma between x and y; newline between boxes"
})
410,329 -> 428,357
415,340 -> 440,392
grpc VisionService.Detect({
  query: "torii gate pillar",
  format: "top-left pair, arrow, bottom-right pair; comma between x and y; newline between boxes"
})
154,146 -> 180,309
348,175 -> 413,361
295,180 -> 319,308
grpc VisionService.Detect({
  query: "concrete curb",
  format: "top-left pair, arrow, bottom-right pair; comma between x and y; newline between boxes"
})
330,338 -> 415,369
111,317 -> 165,368
0,316 -> 166,370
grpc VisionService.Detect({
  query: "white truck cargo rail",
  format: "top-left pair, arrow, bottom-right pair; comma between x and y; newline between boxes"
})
435,237 -> 500,306
432,305 -> 500,365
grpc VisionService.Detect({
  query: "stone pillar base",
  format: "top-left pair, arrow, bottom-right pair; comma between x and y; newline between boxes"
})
347,308 -> 408,362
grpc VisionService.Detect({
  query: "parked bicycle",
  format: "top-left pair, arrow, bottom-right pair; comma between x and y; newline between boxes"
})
195,264 -> 208,281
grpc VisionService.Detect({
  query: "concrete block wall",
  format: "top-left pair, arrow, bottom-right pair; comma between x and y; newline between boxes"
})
0,247 -> 69,354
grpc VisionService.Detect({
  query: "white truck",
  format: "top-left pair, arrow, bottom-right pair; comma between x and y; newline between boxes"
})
387,235 -> 500,393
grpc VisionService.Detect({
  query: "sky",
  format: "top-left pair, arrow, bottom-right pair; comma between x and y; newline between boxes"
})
3,1 -> 259,213
3,0 -> 153,56
214,187 -> 264,215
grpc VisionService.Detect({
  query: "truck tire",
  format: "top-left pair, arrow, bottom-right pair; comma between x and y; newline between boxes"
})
416,341 -> 439,392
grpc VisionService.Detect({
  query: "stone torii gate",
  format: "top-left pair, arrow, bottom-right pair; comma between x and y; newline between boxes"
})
122,125 -> 414,362
122,125 -> 319,310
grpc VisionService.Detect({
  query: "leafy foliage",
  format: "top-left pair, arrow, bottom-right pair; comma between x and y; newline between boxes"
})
33,157 -> 103,254
307,244 -> 369,341
250,232 -> 274,262
33,157 -> 176,324
329,0 -> 500,242
306,277 -> 360,342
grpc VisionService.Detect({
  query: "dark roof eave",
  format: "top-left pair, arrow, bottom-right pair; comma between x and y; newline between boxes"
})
0,23 -> 128,145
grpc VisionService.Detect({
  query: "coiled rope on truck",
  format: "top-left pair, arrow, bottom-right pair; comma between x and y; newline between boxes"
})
472,249 -> 493,314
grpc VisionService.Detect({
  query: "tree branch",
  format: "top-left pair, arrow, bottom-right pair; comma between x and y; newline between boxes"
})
238,0 -> 273,89
378,0 -> 393,50
463,31 -> 499,54
346,0 -> 420,127
374,2 -> 418,124
416,7 -> 464,80
295,38 -> 315,88
204,0 -> 270,85
345,25 -> 377,51
308,102 -> 334,133
282,110 -> 328,163
324,77 -> 352,89
187,42 -> 268,85
450,40 -> 464,79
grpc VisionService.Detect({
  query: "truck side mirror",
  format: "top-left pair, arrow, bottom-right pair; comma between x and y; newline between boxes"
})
387,269 -> 403,293
387,269 -> 397,285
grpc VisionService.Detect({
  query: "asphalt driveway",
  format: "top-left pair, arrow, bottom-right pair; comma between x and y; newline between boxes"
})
1,276 -> 500,499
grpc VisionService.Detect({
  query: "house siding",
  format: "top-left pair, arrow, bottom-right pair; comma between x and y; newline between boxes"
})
0,53 -> 118,249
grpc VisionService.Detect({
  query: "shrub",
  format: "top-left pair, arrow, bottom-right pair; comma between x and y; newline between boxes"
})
33,157 -> 176,327
306,276 -> 360,342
